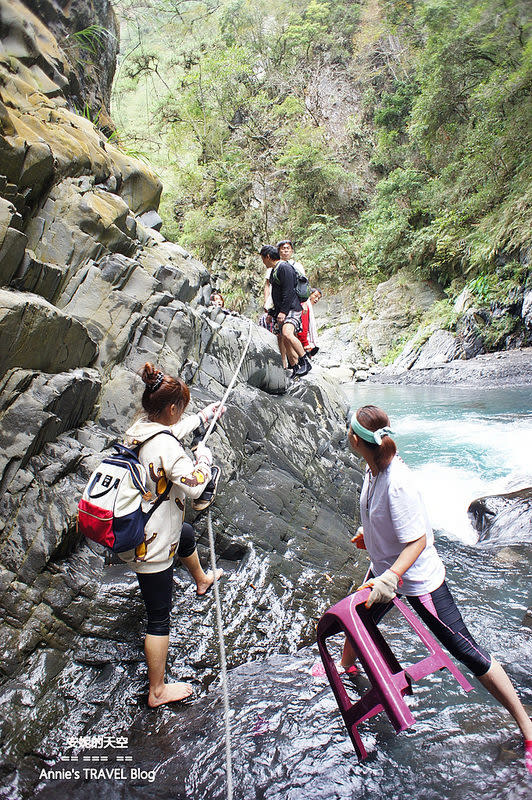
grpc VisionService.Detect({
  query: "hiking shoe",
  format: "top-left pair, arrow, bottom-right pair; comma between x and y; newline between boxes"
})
308,346 -> 319,357
294,357 -> 312,378
192,466 -> 221,511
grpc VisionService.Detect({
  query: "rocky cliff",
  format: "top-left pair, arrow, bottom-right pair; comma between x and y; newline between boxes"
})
0,3 -> 364,796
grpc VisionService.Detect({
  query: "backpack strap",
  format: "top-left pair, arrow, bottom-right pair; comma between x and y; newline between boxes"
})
272,260 -> 297,288
131,430 -> 179,523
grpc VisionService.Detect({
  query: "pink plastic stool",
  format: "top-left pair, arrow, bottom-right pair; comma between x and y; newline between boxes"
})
316,588 -> 473,759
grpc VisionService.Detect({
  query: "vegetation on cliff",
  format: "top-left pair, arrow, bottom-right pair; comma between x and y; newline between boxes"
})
113,0 -> 531,332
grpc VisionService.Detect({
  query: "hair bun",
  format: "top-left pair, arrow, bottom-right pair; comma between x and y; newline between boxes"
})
141,362 -> 164,393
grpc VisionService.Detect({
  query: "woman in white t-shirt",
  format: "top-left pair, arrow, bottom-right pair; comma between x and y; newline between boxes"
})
344,404 -> 532,770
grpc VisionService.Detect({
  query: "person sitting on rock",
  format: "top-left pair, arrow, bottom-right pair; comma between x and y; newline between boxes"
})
210,291 -> 225,308
120,363 -> 224,707
260,245 -> 312,378
297,287 -> 322,358
210,289 -> 238,317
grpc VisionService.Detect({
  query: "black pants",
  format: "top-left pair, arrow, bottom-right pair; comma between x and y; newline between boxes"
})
136,523 -> 196,636
369,577 -> 492,677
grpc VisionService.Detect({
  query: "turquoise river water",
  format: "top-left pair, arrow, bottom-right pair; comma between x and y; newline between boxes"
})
348,384 -> 532,544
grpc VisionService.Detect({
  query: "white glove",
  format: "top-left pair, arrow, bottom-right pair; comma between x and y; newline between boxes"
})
195,442 -> 212,465
361,569 -> 400,607
199,402 -> 226,425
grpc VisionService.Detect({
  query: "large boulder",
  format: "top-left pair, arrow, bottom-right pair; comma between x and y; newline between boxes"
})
25,178 -> 138,270
0,0 -> 161,216
387,328 -> 463,373
468,487 -> 532,545
23,0 -> 120,111
0,367 -> 100,477
0,288 -> 97,375
521,288 -> 532,329
138,239 -> 210,302
58,254 -> 175,369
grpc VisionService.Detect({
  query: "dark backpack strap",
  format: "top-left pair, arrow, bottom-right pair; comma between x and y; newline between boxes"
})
130,429 -> 178,450
274,260 -> 299,289
144,479 -> 173,523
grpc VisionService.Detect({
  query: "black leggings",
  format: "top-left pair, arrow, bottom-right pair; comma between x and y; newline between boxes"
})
370,578 -> 492,677
136,523 -> 196,636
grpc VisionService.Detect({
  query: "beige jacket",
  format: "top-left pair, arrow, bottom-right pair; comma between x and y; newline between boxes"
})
119,414 -> 211,573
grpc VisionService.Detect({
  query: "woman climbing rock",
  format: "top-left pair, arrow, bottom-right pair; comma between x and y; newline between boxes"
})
119,362 -> 223,707
344,404 -> 532,772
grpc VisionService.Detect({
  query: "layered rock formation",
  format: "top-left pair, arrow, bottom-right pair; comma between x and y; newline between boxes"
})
0,3 -> 363,796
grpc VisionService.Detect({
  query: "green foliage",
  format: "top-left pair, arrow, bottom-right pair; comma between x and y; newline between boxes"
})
276,128 -> 356,230
280,0 -> 360,64
74,103 -> 101,125
294,214 -> 359,285
381,335 -> 409,365
422,297 -> 458,331
373,80 -> 417,131
482,313 -> 521,351
355,0 -> 532,304
358,168 -> 433,275
113,0 -> 531,326
465,260 -> 529,304
66,25 -> 115,55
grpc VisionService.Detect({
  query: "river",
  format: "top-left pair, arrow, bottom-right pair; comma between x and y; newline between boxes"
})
348,383 -> 532,544
30,385 -> 531,800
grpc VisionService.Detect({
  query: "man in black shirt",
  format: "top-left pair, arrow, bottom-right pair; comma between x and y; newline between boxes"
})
260,245 -> 312,378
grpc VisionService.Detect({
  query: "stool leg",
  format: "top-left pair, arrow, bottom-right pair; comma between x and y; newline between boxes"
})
317,636 -> 369,760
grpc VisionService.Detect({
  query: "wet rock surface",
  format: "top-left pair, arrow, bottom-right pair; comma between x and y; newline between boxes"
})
0,5 -> 530,800
0,4 -> 363,798
469,488 -> 532,545
5,539 -> 530,800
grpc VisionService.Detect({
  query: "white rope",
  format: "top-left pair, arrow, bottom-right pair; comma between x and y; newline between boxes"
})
201,318 -> 253,800
207,508 -> 233,800
201,320 -> 254,446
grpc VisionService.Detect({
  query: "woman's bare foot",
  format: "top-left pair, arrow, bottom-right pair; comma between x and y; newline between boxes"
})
196,568 -> 223,596
148,681 -> 193,708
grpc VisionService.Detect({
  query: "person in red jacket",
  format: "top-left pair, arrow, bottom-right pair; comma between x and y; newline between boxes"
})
297,288 -> 322,356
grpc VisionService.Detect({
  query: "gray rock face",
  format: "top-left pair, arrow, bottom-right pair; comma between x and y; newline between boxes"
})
0,198 -> 27,284
356,275 -> 443,361
0,4 -> 364,793
468,487 -> 532,545
137,209 -> 163,232
522,289 -> 532,329
20,0 -> 120,114
387,328 -> 463,374
0,367 -> 101,490
369,346 -> 532,387
0,289 -> 98,374
314,277 -> 443,379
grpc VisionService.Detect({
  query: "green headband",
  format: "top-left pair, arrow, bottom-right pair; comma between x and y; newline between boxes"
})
349,413 -> 394,445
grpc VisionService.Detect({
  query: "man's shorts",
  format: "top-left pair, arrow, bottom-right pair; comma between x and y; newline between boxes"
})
273,309 -> 302,335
